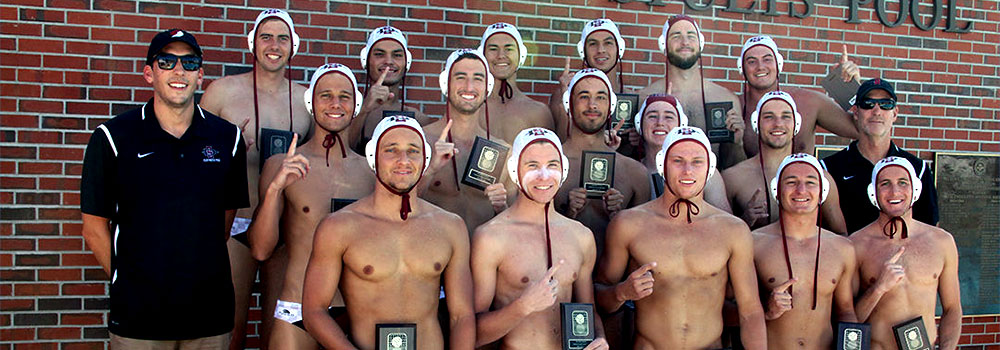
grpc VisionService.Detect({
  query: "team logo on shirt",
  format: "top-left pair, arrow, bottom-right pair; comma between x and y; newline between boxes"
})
202,146 -> 221,163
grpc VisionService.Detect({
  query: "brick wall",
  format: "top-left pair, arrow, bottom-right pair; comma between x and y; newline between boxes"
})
1,0 -> 997,349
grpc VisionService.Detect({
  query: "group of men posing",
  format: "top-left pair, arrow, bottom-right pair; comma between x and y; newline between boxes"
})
80,8 -> 961,350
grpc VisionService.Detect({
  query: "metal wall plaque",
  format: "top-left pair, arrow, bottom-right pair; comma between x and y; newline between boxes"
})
821,69 -> 862,111
330,198 -> 357,213
934,152 -> 1000,315
580,151 -> 616,199
461,136 -> 509,191
815,146 -> 845,161
260,128 -> 294,173
836,322 -> 871,350
377,323 -> 416,350
382,110 -> 416,120
560,303 -> 595,350
704,101 -> 734,143
892,316 -> 930,350
612,93 -> 639,132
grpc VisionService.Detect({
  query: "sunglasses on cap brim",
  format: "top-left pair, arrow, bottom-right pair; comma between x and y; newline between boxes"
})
857,98 -> 896,110
154,54 -> 203,71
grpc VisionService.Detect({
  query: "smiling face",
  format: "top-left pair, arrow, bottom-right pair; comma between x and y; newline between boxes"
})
518,142 -> 563,203
641,101 -> 681,147
254,18 -> 292,73
875,165 -> 912,217
742,45 -> 779,90
584,31 -> 618,72
665,20 -> 701,70
144,41 -> 203,109
663,141 -> 709,199
853,89 -> 898,139
483,33 -> 519,80
376,127 -> 425,192
367,39 -> 406,85
777,162 -> 822,214
571,77 -> 611,133
312,72 -> 355,133
758,99 -> 795,149
448,57 -> 489,114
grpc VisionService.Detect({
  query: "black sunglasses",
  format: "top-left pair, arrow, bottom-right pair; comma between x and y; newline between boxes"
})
155,54 -> 202,71
857,98 -> 896,110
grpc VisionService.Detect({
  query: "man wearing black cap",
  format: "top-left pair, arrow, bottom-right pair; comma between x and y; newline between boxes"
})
81,29 -> 248,349
820,78 -> 939,234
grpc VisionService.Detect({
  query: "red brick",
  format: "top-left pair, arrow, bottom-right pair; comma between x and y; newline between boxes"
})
15,192 -> 61,205
66,41 -> 110,56
62,222 -> 82,235
37,208 -> 80,220
60,313 -> 103,326
4,53 -> 43,67
1,177 -> 37,189
1,238 -> 35,250
14,283 -> 59,296
66,11 -> 111,26
61,342 -> 105,350
18,68 -> 64,84
15,223 -> 59,236
18,162 -> 62,175
43,86 -> 85,100
38,238 -> 81,251
39,147 -> 84,161
37,327 -> 81,340
2,22 -> 43,36
66,102 -> 109,115
49,0 -> 91,9
43,24 -> 89,39
17,39 -> 65,54
62,283 -> 104,295
39,177 -> 80,191
42,54 -> 87,69
38,269 -> 81,282
0,327 -> 35,341
91,27 -> 135,42
60,253 -> 97,266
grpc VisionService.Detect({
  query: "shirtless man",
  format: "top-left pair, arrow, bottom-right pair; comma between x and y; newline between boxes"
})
349,25 -> 432,151
555,68 -> 650,250
737,35 -> 860,157
199,9 -> 312,349
302,115 -> 476,350
248,63 -> 375,349
851,157 -> 961,350
471,128 -> 609,350
722,91 -> 846,234
550,19 -> 630,140
477,23 -> 554,143
596,127 -> 766,349
637,15 -> 746,169
422,49 -> 516,232
752,153 -> 857,349
634,94 -> 730,213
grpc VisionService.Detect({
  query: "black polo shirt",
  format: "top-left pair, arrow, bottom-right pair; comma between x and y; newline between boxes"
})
820,140 -> 938,234
80,100 -> 249,340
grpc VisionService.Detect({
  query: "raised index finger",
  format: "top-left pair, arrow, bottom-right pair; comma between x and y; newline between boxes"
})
437,119 -> 453,143
775,278 -> 797,292
564,57 -> 571,73
888,246 -> 905,264
286,133 -> 299,156
750,188 -> 763,202
375,66 -> 389,86
841,44 -> 849,64
545,259 -> 565,280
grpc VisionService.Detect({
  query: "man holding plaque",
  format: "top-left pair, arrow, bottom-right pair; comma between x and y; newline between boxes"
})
736,35 -> 860,157
477,23 -> 554,143
349,25 -> 432,151
554,68 -> 650,251
596,127 -> 767,349
470,128 -> 608,350
820,78 -> 939,234
635,93 -> 731,213
723,91 -> 847,233
422,49 -> 517,233
751,153 -> 859,349
636,15 -> 746,169
302,116 -> 476,350
247,63 -> 375,349
199,10 -> 313,347
550,19 -> 634,141
850,157 -> 961,350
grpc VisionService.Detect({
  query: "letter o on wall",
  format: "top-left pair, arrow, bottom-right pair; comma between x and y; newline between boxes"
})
875,0 -> 910,27
910,0 -> 943,30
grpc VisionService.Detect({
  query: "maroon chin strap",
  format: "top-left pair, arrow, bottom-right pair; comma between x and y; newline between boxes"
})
498,79 -> 513,104
322,132 -> 346,166
883,216 -> 909,239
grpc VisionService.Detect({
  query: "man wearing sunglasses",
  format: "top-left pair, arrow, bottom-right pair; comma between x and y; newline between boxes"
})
820,78 -> 939,234
81,29 -> 248,349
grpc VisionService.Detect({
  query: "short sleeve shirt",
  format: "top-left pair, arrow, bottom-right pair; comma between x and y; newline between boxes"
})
80,100 -> 249,340
820,140 -> 939,234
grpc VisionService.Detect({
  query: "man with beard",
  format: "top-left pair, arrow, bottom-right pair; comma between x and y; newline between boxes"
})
596,127 -> 766,350
637,15 -> 746,169
200,10 -> 312,348
247,63 -> 375,349
422,49 -> 517,233
81,29 -> 248,349
550,19 -> 631,140
471,128 -> 608,350
820,78 -> 939,233
349,26 -> 432,151
555,68 -> 650,250
723,91 -> 846,233
737,35 -> 860,157
477,23 -> 554,143
302,116 -> 476,350
850,157 -> 961,349
634,93 -> 730,212
752,154 -> 858,349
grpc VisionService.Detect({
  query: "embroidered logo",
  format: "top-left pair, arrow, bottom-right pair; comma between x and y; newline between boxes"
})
202,146 -> 221,163
526,128 -> 548,136
171,30 -> 185,38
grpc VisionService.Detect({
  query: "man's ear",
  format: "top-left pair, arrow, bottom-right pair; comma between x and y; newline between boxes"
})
143,65 -> 154,84
850,105 -> 859,122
